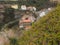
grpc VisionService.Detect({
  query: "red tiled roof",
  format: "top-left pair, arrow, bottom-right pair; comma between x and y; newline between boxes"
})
23,20 -> 31,23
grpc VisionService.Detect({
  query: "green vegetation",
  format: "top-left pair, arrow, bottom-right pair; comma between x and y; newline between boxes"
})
19,0 -> 49,10
0,7 -> 15,30
4,7 -> 15,23
9,38 -> 19,45
17,5 -> 60,45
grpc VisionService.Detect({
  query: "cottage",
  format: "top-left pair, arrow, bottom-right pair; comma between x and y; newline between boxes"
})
27,6 -> 36,11
11,4 -> 18,9
21,5 -> 27,10
19,11 -> 36,30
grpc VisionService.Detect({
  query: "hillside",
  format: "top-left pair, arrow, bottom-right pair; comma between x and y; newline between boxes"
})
18,5 -> 60,45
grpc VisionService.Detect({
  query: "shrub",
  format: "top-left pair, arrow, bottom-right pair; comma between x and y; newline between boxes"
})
9,38 -> 19,45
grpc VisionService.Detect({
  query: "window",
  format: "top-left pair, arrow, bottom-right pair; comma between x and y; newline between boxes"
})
25,18 -> 28,20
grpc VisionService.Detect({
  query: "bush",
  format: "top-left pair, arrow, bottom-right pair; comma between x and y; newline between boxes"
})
9,38 -> 19,45
18,5 -> 60,45
3,7 -> 15,23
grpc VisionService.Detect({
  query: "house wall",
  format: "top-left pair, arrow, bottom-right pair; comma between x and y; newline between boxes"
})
19,11 -> 36,30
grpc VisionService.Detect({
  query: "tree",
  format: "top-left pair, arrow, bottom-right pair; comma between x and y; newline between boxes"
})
3,7 -> 15,23
18,0 -> 49,10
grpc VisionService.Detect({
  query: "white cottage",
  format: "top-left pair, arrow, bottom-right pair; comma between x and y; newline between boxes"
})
21,5 -> 27,10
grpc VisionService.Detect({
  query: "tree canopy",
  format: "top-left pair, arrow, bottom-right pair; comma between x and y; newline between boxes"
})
19,0 -> 49,10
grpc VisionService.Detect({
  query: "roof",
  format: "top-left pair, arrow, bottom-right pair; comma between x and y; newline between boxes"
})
22,20 -> 31,23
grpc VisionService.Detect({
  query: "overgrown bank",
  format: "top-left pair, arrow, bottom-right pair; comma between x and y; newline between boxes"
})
18,5 -> 60,45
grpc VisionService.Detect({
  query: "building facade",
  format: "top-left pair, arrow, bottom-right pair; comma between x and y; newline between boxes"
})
19,11 -> 36,30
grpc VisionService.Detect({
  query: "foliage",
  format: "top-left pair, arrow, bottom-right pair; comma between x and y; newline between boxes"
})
9,38 -> 19,45
19,0 -> 49,10
3,7 -> 15,23
18,5 -> 60,45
